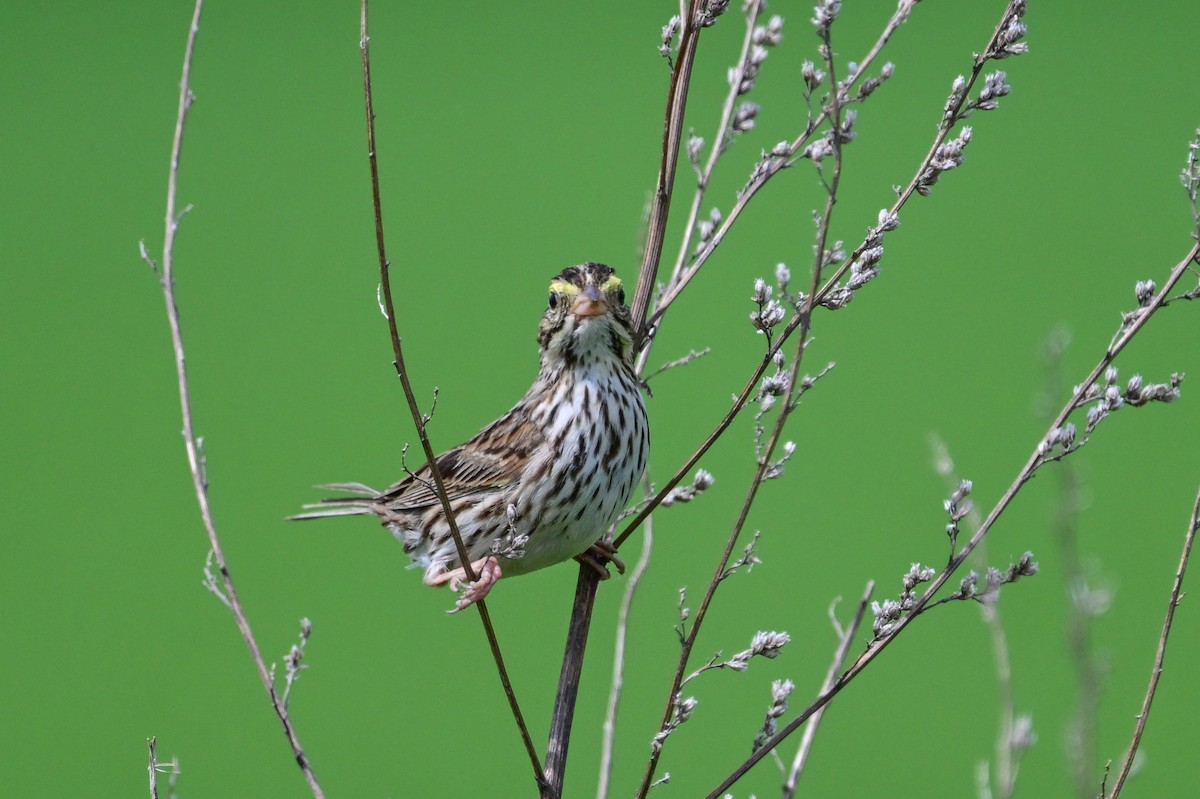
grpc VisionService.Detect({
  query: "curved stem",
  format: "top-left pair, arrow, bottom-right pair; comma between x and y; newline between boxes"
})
146,2 -> 324,795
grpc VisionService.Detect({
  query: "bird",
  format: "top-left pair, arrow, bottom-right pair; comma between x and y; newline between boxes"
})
290,263 -> 650,611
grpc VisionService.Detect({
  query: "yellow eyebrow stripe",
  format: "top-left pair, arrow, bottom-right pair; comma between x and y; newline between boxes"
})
549,275 -> 622,295
549,280 -> 581,295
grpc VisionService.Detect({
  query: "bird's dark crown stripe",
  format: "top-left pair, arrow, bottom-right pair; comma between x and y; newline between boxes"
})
552,262 -> 617,289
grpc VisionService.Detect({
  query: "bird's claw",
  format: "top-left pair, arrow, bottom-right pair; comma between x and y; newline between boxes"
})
575,540 -> 625,580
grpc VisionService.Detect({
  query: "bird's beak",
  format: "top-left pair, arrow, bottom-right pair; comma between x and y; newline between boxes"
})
572,285 -> 609,318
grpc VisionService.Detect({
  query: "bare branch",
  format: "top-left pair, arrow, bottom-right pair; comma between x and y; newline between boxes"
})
645,0 -> 922,331
638,14 -> 853,788
548,2 -> 709,795
145,2 -> 324,794
663,1 -> 768,299
630,0 -> 709,344
615,0 -> 1013,553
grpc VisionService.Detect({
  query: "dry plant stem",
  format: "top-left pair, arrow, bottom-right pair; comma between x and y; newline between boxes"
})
358,0 -> 543,785
782,582 -> 873,797
630,0 -> 706,343
544,3 -> 706,796
704,242 -> 1200,798
144,3 -> 324,795
1105,484 -> 1200,798
597,512 -> 655,799
629,0 -> 1030,549
542,568 -> 600,798
636,319 -> 820,798
654,0 -> 1024,327
639,24 -> 849,798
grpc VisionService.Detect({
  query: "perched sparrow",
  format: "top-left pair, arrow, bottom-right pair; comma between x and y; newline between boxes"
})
291,263 -> 649,610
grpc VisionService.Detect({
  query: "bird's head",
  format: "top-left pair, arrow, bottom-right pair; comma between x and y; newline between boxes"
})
537,263 -> 635,367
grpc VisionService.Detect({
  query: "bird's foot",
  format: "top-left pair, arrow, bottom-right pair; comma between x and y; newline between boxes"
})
574,540 -> 625,580
428,557 -> 504,613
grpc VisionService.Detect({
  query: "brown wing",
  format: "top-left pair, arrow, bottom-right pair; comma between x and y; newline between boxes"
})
377,407 -> 540,510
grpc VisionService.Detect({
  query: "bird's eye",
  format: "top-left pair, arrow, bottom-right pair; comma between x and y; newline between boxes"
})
548,293 -> 558,309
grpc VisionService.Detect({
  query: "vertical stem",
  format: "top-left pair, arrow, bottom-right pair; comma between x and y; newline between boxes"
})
631,0 -> 706,344
542,3 -> 707,796
543,568 -> 602,797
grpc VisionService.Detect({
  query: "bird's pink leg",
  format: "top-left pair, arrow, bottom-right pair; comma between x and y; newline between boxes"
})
427,556 -> 503,612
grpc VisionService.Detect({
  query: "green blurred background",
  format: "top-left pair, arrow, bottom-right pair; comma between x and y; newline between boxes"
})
2,1 -> 1197,796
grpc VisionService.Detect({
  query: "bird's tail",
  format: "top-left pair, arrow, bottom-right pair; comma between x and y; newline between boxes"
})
287,483 -> 380,521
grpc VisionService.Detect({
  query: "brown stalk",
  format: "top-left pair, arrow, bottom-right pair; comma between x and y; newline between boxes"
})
358,0 -> 544,786
614,0 -> 940,550
630,0 -> 707,346
541,3 -> 707,797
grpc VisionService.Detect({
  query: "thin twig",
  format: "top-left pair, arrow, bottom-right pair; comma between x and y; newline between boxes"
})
782,582 -> 873,797
141,3 -> 324,795
702,241 -> 1200,799
812,0 -> 1022,305
1105,484 -> 1200,798
597,510 -> 655,799
357,0 -> 543,786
